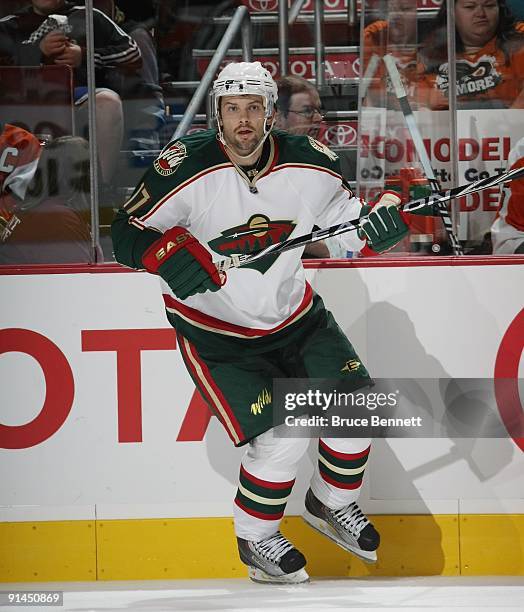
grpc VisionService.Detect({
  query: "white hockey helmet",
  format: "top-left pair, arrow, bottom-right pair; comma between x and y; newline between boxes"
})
212,61 -> 278,121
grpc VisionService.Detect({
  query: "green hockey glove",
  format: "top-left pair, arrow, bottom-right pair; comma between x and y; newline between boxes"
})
359,192 -> 408,254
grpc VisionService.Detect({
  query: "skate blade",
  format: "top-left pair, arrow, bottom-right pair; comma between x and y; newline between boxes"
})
248,566 -> 310,584
302,510 -> 377,564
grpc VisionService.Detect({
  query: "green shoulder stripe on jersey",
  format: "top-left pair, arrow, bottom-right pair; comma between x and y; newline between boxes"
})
272,129 -> 342,175
111,209 -> 161,269
111,129 -> 344,271
112,130 -> 228,271
122,129 -> 228,218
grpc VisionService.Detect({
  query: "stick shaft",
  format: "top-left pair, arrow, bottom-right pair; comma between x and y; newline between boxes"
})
215,166 -> 524,273
383,53 -> 463,255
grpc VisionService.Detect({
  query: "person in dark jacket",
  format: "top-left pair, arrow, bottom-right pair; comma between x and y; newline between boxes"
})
0,0 -> 153,183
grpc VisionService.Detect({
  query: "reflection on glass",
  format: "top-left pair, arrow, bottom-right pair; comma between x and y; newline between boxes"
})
358,0 -> 447,256
419,0 -> 524,110
0,0 -> 166,263
0,135 -> 97,265
416,0 -> 524,253
358,0 -> 524,255
2,1 -> 523,262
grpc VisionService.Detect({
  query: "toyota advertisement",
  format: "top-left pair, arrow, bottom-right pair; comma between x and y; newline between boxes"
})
1,263 -> 522,521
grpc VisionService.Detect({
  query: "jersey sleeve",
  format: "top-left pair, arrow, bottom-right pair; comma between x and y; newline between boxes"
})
315,174 -> 367,254
92,9 -> 141,69
277,132 -> 367,255
298,136 -> 366,253
111,137 -> 204,269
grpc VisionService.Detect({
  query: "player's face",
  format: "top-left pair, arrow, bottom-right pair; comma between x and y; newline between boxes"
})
32,0 -> 65,16
220,95 -> 268,157
281,90 -> 323,138
455,0 -> 499,47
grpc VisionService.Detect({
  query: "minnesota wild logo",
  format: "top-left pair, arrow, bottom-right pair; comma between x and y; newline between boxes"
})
251,388 -> 272,416
208,214 -> 296,273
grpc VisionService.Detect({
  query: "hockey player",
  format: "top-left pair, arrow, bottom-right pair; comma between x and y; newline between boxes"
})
111,62 -> 427,584
0,123 -> 41,242
491,135 -> 524,253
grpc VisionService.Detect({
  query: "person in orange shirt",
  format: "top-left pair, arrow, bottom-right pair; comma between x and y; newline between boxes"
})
361,0 -> 420,107
0,136 -> 98,264
418,0 -> 524,109
491,136 -> 524,253
0,123 -> 41,243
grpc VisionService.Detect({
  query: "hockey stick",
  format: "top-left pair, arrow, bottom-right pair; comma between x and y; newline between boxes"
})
215,166 -> 524,273
383,54 -> 463,255
359,53 -> 381,101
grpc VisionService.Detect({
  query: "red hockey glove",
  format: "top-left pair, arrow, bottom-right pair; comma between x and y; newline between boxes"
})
142,226 -> 224,300
358,192 -> 408,255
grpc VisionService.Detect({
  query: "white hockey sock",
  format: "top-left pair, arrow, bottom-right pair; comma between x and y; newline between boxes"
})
234,426 -> 310,540
310,437 -> 371,509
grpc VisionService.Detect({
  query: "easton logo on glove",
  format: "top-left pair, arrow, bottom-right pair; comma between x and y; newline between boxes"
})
142,226 -> 224,300
153,232 -> 191,261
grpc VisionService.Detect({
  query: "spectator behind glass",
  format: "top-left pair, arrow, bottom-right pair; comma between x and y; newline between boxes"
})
274,75 -> 325,138
274,75 -> 331,258
491,135 -> 524,253
0,0 -> 141,184
418,0 -> 524,109
362,0 -> 420,106
0,136 -> 99,265
111,0 -> 166,150
114,0 -> 162,93
0,123 -> 41,244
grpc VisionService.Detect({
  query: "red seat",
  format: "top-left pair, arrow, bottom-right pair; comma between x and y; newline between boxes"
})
0,65 -> 75,139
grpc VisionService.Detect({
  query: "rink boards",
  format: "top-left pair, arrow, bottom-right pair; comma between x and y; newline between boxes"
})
0,258 -> 523,580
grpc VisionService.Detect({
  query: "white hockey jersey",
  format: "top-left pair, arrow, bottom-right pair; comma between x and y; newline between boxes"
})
114,129 -> 365,337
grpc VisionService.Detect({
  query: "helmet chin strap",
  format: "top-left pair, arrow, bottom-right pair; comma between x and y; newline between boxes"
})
218,116 -> 275,163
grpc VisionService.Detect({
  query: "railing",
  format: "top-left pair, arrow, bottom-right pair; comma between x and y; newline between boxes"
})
313,0 -> 325,87
279,0 -> 289,76
85,0 -> 101,259
287,0 -> 325,87
173,5 -> 252,140
348,0 -> 357,26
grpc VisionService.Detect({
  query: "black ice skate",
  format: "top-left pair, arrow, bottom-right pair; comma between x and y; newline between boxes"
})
237,531 -> 309,584
303,488 -> 380,563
